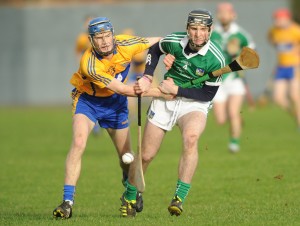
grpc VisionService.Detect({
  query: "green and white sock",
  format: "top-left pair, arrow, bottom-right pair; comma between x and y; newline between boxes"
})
174,179 -> 191,203
124,181 -> 137,202
230,137 -> 240,145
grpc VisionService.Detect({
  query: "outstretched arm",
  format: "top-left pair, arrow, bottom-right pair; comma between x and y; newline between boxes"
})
159,78 -> 219,102
134,42 -> 164,93
106,77 -> 174,100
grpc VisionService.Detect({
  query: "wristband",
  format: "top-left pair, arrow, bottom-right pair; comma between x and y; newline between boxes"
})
142,76 -> 152,83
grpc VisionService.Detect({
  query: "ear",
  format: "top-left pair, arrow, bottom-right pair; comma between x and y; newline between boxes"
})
88,35 -> 93,43
186,27 -> 190,37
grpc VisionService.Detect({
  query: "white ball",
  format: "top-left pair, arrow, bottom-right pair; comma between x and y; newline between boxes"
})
122,153 -> 134,164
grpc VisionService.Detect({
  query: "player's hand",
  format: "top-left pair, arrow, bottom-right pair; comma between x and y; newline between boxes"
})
158,78 -> 178,95
134,75 -> 152,94
227,38 -> 240,58
163,54 -> 175,71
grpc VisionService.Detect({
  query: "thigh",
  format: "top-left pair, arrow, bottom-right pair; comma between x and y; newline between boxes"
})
107,127 -> 131,155
142,119 -> 166,153
72,113 -> 95,142
213,84 -> 228,123
289,75 -> 300,100
273,80 -> 288,99
178,111 -> 207,141
213,101 -> 227,124
228,94 -> 244,116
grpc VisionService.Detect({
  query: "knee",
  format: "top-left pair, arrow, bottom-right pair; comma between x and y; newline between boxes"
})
183,133 -> 199,150
273,94 -> 285,106
216,117 -> 226,125
142,151 -> 154,164
289,92 -> 300,104
72,136 -> 87,151
228,111 -> 240,121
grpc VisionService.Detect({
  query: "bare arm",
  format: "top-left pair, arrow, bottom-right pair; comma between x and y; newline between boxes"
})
106,78 -> 174,100
106,78 -> 136,97
143,87 -> 175,100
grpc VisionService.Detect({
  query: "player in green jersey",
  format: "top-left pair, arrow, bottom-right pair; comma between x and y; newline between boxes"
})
120,9 -> 225,217
210,2 -> 256,152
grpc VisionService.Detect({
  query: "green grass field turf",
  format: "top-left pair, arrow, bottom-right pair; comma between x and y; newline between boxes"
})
0,105 -> 299,226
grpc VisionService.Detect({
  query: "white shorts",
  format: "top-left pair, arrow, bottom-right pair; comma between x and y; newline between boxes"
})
147,97 -> 211,131
213,74 -> 246,103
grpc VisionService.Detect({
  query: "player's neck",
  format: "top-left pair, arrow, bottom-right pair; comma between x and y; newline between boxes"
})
103,53 -> 114,60
222,23 -> 231,32
188,43 -> 201,52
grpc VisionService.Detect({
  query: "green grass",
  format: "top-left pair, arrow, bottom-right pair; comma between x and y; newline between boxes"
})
0,105 -> 299,225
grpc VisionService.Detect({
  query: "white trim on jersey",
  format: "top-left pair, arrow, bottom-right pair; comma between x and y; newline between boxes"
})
158,40 -> 167,54
179,36 -> 210,59
209,42 -> 226,67
205,80 -> 222,86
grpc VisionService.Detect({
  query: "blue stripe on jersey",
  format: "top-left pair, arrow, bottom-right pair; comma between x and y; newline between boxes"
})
115,64 -> 131,83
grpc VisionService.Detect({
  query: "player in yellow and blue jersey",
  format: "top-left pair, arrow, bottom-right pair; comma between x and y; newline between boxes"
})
268,8 -> 300,130
75,16 -> 103,136
53,17 -> 164,219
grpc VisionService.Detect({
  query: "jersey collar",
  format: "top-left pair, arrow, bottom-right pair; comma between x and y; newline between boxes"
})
180,36 -> 210,57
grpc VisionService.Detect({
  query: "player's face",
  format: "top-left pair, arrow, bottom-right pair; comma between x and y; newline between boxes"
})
92,31 -> 114,53
274,17 -> 291,28
187,25 -> 210,46
217,9 -> 235,26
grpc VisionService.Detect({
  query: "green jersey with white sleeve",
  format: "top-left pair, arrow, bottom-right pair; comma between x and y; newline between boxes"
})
159,32 -> 225,89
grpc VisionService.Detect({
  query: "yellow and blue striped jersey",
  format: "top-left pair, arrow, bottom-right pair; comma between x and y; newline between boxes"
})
70,35 -> 150,97
269,23 -> 300,66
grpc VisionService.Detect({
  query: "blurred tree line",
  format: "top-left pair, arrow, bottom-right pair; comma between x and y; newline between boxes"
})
291,0 -> 300,23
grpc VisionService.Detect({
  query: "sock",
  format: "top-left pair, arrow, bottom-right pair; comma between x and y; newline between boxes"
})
124,181 -> 137,202
230,137 -> 240,145
63,185 -> 75,204
174,179 -> 191,203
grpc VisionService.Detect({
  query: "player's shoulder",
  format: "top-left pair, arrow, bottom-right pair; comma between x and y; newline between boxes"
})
207,41 -> 226,66
81,47 -> 93,60
161,32 -> 186,42
209,40 -> 224,53
115,34 -> 148,46
115,34 -> 135,42
80,48 -> 103,68
291,22 -> 300,32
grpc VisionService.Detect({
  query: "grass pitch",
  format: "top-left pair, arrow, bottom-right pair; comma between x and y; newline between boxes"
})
0,105 -> 299,225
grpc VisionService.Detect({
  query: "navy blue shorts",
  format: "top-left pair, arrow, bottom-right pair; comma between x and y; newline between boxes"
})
72,89 -> 129,129
274,66 -> 295,80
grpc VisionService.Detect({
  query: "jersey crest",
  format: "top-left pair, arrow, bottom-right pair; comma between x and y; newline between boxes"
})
196,68 -> 205,76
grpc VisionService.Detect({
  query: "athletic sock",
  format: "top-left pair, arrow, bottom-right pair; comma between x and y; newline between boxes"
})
230,137 -> 240,145
124,181 -> 137,202
63,185 -> 75,204
174,179 -> 191,203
